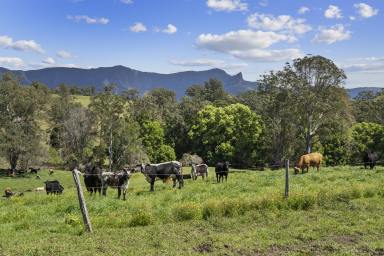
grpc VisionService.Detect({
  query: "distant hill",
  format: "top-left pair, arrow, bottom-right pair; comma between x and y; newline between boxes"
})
0,66 -> 257,98
346,87 -> 383,99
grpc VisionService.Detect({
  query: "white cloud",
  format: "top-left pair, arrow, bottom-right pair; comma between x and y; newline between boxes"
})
0,35 -> 44,54
0,57 -> 24,68
130,22 -> 147,32
170,58 -> 247,69
349,16 -> 356,21
343,57 -> 384,73
196,29 -> 302,61
324,5 -> 343,19
229,48 -> 303,61
247,13 -> 311,35
120,0 -> 133,4
57,50 -> 73,59
298,6 -> 310,15
42,57 -> 55,65
206,0 -> 248,12
354,3 -> 379,18
67,15 -> 109,25
313,24 -> 351,44
163,24 -> 177,34
259,0 -> 268,7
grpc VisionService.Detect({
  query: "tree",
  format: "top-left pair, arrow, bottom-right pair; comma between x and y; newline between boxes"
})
189,103 -> 262,167
140,120 -> 176,163
350,122 -> 384,161
0,74 -> 48,173
291,56 -> 347,153
90,85 -> 145,170
353,90 -> 384,124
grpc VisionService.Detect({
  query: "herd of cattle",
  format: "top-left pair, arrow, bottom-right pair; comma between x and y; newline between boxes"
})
1,151 -> 379,199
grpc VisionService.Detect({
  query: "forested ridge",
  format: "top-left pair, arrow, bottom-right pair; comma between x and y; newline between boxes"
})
1,55 -> 384,172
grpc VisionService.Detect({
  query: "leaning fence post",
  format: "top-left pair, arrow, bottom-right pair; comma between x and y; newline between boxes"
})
285,159 -> 289,199
72,168 -> 93,233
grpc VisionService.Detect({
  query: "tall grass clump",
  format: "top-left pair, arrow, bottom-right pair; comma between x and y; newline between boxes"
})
173,202 -> 202,221
128,210 -> 154,227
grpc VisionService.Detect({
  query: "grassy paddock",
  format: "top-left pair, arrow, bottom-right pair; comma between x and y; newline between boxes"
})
0,166 -> 384,255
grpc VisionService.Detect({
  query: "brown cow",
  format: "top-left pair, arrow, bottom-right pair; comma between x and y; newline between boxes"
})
294,152 -> 323,174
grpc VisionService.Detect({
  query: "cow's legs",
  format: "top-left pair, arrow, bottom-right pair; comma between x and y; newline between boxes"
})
172,178 -> 177,188
216,173 -> 219,183
117,188 -> 121,199
150,177 -> 155,192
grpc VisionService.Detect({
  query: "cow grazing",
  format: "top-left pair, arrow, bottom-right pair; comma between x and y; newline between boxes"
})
29,167 -> 40,175
191,164 -> 208,180
49,169 -> 54,175
140,161 -> 183,192
215,162 -> 229,183
101,168 -> 132,200
363,151 -> 377,170
44,180 -> 64,195
3,188 -> 15,198
83,163 -> 103,195
294,152 -> 323,174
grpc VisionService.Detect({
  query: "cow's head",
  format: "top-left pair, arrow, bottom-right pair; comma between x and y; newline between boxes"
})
294,166 -> 300,175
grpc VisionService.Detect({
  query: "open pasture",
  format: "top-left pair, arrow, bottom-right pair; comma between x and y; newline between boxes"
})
1,166 -> 384,255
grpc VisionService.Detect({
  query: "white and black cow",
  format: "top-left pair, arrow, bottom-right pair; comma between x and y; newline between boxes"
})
191,163 -> 208,180
101,168 -> 132,200
140,161 -> 183,192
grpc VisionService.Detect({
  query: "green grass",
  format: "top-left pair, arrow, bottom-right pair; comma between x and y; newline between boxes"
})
1,166 -> 384,255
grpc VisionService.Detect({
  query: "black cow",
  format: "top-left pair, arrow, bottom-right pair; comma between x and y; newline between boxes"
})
363,151 -> 377,170
140,161 -> 183,192
83,163 -> 103,195
101,168 -> 132,200
29,167 -> 40,175
215,162 -> 229,183
44,180 -> 64,195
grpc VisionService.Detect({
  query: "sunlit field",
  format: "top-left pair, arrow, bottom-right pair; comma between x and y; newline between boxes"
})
1,166 -> 384,255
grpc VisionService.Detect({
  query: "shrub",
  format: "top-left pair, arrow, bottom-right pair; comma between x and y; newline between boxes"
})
173,203 -> 201,221
129,210 -> 154,227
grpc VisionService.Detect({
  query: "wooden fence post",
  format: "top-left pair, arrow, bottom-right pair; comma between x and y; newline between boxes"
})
72,168 -> 93,233
285,159 -> 289,199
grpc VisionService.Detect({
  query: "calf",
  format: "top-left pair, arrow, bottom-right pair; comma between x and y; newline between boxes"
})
294,152 -> 323,174
44,180 -> 64,195
101,168 -> 132,200
215,162 -> 229,183
191,164 -> 208,180
29,167 -> 40,175
363,151 -> 377,170
140,161 -> 183,192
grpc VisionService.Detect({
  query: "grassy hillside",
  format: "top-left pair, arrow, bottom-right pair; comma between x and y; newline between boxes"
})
1,166 -> 384,255
73,95 -> 91,107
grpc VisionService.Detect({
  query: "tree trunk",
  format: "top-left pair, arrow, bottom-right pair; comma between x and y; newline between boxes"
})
8,151 -> 19,175
306,114 -> 312,154
108,126 -> 113,172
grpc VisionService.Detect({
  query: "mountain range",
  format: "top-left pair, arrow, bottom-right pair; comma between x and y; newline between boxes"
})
0,66 -> 382,98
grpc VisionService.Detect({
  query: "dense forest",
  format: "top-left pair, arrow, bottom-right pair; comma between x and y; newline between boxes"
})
1,55 -> 383,172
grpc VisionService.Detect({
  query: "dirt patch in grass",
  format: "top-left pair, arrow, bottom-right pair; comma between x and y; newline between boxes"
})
194,243 -> 213,253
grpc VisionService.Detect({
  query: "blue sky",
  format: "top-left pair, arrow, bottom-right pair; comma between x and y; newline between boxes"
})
0,0 -> 383,87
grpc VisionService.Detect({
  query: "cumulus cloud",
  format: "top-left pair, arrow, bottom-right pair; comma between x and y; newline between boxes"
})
298,6 -> 310,15
170,58 -> 247,69
247,13 -> 311,35
354,3 -> 379,18
313,24 -> 351,44
0,35 -> 44,54
0,57 -> 24,68
42,57 -> 55,65
324,5 -> 343,19
57,50 -> 73,59
120,0 -> 133,4
130,22 -> 147,32
196,29 -> 301,61
197,30 -> 295,51
67,15 -> 109,25
206,0 -> 248,12
162,24 -> 177,34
